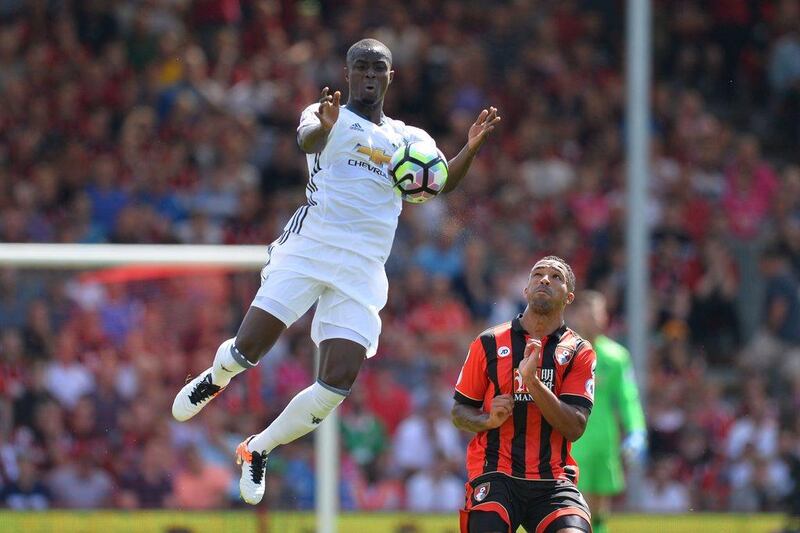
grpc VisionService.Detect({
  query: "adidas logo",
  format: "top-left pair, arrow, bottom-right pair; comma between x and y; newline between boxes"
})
350,123 -> 364,132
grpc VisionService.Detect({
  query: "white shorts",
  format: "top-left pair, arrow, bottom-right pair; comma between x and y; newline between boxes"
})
251,233 -> 388,357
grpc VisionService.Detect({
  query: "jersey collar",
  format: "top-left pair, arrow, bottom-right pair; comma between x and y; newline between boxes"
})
343,104 -> 386,126
511,314 -> 568,341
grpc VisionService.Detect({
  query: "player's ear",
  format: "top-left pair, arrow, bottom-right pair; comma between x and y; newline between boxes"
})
566,292 -> 575,305
344,66 -> 349,83
388,69 -> 395,84
522,285 -> 529,299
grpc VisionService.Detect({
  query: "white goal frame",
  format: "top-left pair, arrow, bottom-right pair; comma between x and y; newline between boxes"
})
0,243 -> 339,533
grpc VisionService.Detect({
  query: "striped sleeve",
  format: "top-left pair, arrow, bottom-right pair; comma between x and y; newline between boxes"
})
559,342 -> 596,411
454,337 -> 488,408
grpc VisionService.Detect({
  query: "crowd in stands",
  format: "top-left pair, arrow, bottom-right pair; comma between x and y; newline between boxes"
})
1,0 -> 800,515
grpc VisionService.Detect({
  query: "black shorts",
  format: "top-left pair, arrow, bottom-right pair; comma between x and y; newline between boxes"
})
459,472 -> 592,533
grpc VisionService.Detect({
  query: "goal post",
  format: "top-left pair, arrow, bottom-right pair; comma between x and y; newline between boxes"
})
0,242 -> 338,531
0,243 -> 266,268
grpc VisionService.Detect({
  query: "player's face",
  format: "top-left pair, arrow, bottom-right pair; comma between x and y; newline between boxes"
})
346,50 -> 393,105
524,260 -> 574,314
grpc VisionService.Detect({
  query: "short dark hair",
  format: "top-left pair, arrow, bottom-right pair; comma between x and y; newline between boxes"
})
346,38 -> 392,67
537,255 -> 576,292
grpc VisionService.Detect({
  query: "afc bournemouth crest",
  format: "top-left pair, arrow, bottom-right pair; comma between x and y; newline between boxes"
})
474,482 -> 490,502
555,345 -> 574,365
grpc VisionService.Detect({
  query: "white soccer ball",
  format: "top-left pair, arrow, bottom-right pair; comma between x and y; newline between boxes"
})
388,141 -> 448,204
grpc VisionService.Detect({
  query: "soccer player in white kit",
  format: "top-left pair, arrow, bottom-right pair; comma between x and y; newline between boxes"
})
171,38 -> 501,504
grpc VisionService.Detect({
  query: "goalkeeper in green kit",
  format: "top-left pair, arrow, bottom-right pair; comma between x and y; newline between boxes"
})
569,291 -> 647,533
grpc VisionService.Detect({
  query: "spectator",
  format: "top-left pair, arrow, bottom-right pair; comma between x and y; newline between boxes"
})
405,275 -> 472,358
741,243 -> 800,380
412,218 -> 464,280
760,244 -> 800,344
391,400 -> 462,476
352,452 -> 404,511
88,350 -> 128,438
363,368 -> 412,436
639,457 -> 691,514
282,441 -> 316,510
43,331 -> 95,409
1,456 -> 51,510
21,300 -> 54,360
728,443 -> 791,512
404,452 -> 464,512
452,238 -> 494,319
688,239 -> 741,363
722,134 -> 779,242
171,444 -> 232,510
85,154 -> 130,239
119,439 -> 174,509
0,270 -> 31,329
726,389 -> 779,461
341,387 -> 388,467
47,446 -> 114,509
769,30 -> 800,95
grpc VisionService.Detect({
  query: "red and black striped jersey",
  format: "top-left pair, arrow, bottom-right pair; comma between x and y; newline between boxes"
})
454,315 -> 596,482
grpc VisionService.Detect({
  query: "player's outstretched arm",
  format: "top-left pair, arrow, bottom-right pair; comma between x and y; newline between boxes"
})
451,394 -> 513,433
298,87 -> 341,154
442,106 -> 501,194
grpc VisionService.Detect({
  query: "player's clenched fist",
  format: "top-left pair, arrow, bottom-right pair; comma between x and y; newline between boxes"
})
486,394 -> 514,429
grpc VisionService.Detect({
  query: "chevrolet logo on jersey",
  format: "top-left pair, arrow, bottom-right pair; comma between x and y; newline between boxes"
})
356,144 -> 392,165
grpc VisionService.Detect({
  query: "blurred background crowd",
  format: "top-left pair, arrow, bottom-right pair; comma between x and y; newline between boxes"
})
1,0 -> 800,515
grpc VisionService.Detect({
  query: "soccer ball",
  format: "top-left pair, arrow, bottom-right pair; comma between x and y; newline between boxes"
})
388,141 -> 448,204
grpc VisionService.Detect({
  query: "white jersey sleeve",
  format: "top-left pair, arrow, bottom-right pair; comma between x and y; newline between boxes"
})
298,103 -> 321,134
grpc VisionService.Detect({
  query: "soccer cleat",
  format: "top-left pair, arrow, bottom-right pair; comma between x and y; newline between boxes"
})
236,436 -> 268,505
171,368 -> 225,422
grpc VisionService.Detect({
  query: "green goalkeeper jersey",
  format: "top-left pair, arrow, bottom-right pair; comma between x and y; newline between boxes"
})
572,335 -> 645,456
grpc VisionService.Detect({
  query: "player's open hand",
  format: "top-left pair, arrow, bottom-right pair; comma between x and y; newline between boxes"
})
486,394 -> 514,429
467,106 -> 501,152
316,87 -> 341,131
519,339 -> 542,382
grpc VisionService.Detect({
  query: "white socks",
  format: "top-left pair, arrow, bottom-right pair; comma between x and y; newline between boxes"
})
211,338 -> 255,387
209,339 -> 348,456
247,381 -> 347,454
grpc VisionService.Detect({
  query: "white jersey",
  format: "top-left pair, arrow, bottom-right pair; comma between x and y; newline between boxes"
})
276,104 -> 435,264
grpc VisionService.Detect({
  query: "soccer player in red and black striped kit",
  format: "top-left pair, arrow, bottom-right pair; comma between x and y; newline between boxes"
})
452,256 -> 596,533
